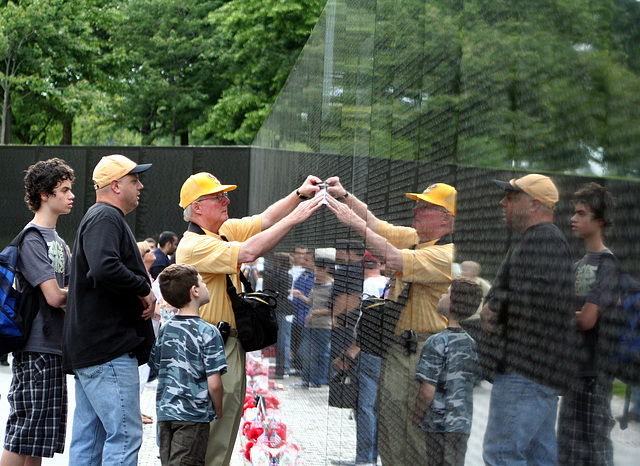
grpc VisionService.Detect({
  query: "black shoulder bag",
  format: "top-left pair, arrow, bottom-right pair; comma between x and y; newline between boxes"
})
225,271 -> 279,352
187,222 -> 280,352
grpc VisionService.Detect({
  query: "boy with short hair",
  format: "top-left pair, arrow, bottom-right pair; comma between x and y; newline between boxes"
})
558,182 -> 618,464
148,264 -> 227,466
413,278 -> 483,466
2,158 -> 75,465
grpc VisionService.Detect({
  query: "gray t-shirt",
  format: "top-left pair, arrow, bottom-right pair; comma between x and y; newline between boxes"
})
15,223 -> 70,355
573,249 -> 619,376
307,281 -> 333,329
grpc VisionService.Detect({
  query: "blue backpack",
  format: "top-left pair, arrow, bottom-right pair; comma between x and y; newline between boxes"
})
599,252 -> 640,385
0,227 -> 47,355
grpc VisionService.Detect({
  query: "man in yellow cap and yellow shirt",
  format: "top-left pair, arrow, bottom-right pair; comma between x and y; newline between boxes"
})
175,172 -> 323,465
326,178 -> 456,466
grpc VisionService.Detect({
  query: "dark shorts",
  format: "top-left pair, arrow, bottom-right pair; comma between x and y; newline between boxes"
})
158,420 -> 210,466
4,352 -> 67,457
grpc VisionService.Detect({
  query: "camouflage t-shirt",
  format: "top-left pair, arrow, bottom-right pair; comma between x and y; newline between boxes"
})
415,327 -> 479,434
148,315 -> 227,423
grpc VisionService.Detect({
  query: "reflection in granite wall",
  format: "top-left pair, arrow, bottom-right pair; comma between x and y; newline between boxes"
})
255,0 -> 640,177
251,1 -> 640,465
252,0 -> 640,272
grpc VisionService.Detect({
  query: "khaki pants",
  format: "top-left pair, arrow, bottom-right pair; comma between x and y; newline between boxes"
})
378,334 -> 431,466
205,336 -> 246,466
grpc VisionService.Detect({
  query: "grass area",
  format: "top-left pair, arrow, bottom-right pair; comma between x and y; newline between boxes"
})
614,380 -> 629,398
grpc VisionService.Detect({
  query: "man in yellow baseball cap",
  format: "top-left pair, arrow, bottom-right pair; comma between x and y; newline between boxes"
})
324,177 -> 456,466
64,154 -> 155,465
175,172 -> 324,465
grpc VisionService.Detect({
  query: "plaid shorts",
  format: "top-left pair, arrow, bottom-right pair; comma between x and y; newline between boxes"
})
558,376 -> 615,465
4,352 -> 67,457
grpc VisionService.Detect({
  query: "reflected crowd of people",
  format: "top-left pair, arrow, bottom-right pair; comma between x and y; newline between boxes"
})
1,155 -> 638,466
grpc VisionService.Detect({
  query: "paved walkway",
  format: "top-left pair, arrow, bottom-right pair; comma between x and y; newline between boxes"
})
0,359 -> 639,465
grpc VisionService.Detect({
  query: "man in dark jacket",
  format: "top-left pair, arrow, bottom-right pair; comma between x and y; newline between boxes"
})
63,154 -> 155,466
480,174 -> 577,465
150,230 -> 178,279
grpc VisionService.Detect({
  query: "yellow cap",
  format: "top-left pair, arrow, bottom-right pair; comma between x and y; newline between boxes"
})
493,174 -> 558,210
93,154 -> 152,190
179,172 -> 237,208
406,183 -> 457,216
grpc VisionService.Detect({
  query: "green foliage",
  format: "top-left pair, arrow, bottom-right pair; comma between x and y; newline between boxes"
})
198,0 -> 326,144
2,0 -> 640,168
255,0 -> 640,178
104,0 -> 225,145
73,91 -> 142,146
1,0 -> 324,146
0,0 -> 106,144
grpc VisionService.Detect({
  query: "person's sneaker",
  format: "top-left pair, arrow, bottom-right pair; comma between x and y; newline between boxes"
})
293,381 -> 309,389
308,382 -> 322,388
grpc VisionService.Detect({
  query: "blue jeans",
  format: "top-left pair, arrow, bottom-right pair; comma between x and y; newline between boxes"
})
69,353 -> 142,466
483,373 -> 559,466
301,327 -> 331,385
356,352 -> 381,464
276,314 -> 292,376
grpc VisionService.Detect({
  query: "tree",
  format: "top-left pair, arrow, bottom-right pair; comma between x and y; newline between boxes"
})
105,0 -> 226,145
1,0 -> 106,145
255,0 -> 640,177
197,0 -> 325,145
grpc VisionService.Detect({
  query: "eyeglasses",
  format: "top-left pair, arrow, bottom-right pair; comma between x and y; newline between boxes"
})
413,202 -> 448,214
197,192 -> 229,203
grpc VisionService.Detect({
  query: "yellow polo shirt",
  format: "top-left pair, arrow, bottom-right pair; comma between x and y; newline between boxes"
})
377,220 -> 453,335
175,216 -> 262,327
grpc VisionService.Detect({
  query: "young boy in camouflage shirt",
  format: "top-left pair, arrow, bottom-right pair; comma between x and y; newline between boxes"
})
413,278 -> 483,466
148,264 -> 227,466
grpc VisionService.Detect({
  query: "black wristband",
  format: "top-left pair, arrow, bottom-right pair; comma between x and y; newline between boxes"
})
296,189 -> 313,200
335,192 -> 350,201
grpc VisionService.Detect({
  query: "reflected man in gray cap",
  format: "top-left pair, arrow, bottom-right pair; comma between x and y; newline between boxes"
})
480,174 -> 577,465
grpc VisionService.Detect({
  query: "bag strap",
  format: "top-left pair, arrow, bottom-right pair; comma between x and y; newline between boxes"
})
394,281 -> 413,308
187,221 -> 206,235
10,226 -> 47,261
387,244 -> 416,308
236,267 -> 255,294
186,222 -> 262,302
13,226 -> 53,331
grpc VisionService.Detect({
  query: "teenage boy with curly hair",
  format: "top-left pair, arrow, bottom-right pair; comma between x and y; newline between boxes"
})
2,158 -> 75,465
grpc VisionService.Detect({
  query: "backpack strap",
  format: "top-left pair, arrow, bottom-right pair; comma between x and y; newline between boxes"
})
13,226 -> 53,336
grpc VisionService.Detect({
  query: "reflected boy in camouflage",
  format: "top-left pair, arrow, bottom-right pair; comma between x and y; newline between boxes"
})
149,264 -> 227,466
413,278 -> 483,466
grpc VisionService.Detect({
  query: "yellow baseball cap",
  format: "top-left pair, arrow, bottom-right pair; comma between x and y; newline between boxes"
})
179,172 -> 237,208
406,183 -> 457,216
93,154 -> 152,190
493,174 -> 558,210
